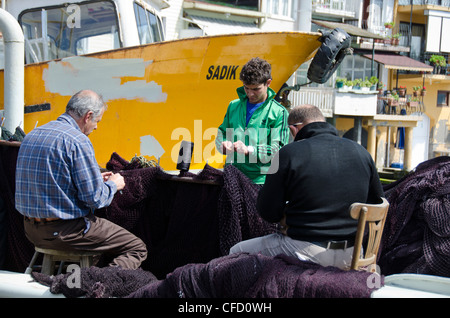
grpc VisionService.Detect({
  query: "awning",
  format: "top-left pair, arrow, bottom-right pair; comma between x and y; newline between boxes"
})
312,19 -> 384,39
186,15 -> 260,36
362,53 -> 433,72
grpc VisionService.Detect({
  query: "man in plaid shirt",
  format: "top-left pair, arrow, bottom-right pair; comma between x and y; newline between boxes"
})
15,90 -> 147,270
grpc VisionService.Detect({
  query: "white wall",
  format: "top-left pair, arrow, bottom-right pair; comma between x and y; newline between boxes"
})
160,0 -> 184,40
260,16 -> 295,31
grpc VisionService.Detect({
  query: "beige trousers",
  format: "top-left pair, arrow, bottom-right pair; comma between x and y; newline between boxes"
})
229,232 -> 354,270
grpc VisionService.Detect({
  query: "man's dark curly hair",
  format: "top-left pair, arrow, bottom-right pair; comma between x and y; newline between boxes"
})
239,57 -> 272,85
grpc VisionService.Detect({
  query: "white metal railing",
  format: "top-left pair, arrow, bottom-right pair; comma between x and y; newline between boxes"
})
399,0 -> 450,6
288,87 -> 335,117
312,0 -> 345,10
312,0 -> 361,16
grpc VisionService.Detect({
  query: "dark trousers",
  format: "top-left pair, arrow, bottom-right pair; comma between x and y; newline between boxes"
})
24,214 -> 147,270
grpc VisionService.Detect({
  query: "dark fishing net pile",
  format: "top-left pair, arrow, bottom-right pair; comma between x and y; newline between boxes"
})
31,252 -> 380,298
97,152 -> 276,278
379,156 -> 450,277
31,266 -> 158,298
0,143 -> 35,272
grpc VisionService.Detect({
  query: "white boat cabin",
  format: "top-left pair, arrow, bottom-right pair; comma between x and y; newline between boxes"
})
1,0 -> 168,65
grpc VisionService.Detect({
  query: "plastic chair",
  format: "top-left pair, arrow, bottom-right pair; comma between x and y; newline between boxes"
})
349,197 -> 389,272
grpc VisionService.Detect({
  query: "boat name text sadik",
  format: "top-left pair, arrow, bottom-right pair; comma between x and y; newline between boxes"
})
206,65 -> 239,80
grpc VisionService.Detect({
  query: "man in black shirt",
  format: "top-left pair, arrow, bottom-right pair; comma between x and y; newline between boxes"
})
230,104 -> 384,269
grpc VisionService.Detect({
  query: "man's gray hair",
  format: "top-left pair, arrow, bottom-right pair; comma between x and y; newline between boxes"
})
288,104 -> 325,125
66,90 -> 106,120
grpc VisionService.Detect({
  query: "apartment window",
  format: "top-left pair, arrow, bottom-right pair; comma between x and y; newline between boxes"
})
210,0 -> 259,10
437,91 -> 449,107
399,22 -> 425,60
366,0 -> 384,34
294,62 -> 310,86
281,0 -> 289,16
272,0 -> 279,14
339,54 -> 379,82
266,0 -> 291,17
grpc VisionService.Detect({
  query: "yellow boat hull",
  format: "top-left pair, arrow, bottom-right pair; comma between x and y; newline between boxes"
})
1,32 -> 321,171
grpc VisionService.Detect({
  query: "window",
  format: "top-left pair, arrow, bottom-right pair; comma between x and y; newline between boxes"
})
272,0 -> 279,14
281,0 -> 289,16
437,91 -> 449,107
399,22 -> 425,60
366,0 -> 384,34
205,0 -> 259,11
19,1 -> 121,63
294,61 -> 310,86
339,54 -> 379,82
266,0 -> 291,18
134,3 -> 164,45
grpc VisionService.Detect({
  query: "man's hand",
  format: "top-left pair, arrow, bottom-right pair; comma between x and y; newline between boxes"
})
233,140 -> 249,155
101,171 -> 112,182
221,141 -> 234,154
108,172 -> 126,191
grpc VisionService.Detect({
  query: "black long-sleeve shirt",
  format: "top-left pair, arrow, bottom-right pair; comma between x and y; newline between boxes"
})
256,121 -> 384,243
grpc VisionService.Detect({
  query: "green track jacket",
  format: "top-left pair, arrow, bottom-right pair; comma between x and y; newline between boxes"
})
216,86 -> 289,184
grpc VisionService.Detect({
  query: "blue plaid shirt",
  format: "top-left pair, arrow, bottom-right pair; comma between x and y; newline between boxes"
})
15,113 -> 117,219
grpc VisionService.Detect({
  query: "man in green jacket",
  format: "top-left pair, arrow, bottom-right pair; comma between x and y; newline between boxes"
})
215,57 -> 289,184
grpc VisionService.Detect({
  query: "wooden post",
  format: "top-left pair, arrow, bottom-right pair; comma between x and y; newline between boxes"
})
404,127 -> 414,171
367,125 -> 376,161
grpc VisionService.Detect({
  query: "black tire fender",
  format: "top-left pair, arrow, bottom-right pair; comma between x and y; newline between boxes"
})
307,28 -> 352,84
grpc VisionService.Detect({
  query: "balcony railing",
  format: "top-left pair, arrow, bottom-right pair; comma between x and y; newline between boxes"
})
312,0 -> 346,10
287,87 -> 424,117
288,87 -> 334,117
398,0 -> 450,6
311,0 -> 360,18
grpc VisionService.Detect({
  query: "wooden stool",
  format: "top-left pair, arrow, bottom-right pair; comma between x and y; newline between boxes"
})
25,247 -> 100,275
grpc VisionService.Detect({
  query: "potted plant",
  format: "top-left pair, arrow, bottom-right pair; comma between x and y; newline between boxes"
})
389,92 -> 399,106
361,78 -> 372,91
421,86 -> 426,96
344,79 -> 353,90
377,81 -> 385,94
429,54 -> 446,67
412,86 -> 420,97
429,55 -> 446,74
335,77 -> 346,89
407,96 -> 420,108
391,33 -> 401,45
353,78 -> 362,90
384,21 -> 395,29
398,85 -> 406,97
369,76 -> 379,90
